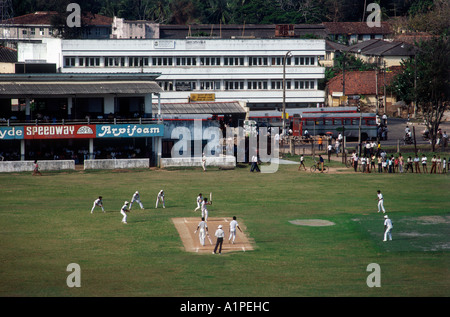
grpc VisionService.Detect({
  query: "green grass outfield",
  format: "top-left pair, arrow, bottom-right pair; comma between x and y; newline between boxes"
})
0,163 -> 448,297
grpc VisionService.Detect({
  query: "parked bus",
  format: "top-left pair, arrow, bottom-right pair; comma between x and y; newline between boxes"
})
247,107 -> 378,141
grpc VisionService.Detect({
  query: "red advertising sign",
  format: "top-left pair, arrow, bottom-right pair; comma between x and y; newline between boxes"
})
24,125 -> 96,139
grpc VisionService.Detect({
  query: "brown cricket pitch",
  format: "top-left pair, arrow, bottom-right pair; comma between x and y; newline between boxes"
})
172,217 -> 254,254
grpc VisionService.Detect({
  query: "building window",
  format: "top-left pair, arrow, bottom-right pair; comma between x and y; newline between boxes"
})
65,57 -> 75,67
200,57 -> 221,66
105,57 -> 124,67
78,57 -> 100,67
153,57 -> 173,66
294,56 -> 315,66
224,81 -> 244,90
129,57 -> 149,67
176,57 -> 196,66
293,80 -> 316,90
249,57 -> 268,66
272,80 -> 283,90
199,81 -> 221,90
223,57 -> 244,66
158,81 -> 173,91
248,80 -> 268,90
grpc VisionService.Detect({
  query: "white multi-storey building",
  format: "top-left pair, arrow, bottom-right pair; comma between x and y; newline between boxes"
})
18,38 -> 325,110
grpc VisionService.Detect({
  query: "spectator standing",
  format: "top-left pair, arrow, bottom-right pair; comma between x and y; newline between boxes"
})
353,152 -> 359,172
430,155 -> 437,173
421,154 -> 428,173
437,156 -> 442,174
414,155 -> 421,173
377,155 -> 383,173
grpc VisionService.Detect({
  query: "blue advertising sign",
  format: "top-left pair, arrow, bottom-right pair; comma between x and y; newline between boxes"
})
96,124 -> 164,138
0,126 -> 24,140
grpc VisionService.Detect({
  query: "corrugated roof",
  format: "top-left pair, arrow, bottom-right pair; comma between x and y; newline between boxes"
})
346,39 -> 417,56
0,81 -> 162,96
6,11 -> 112,26
323,22 -> 392,35
0,46 -> 17,63
154,102 -> 246,114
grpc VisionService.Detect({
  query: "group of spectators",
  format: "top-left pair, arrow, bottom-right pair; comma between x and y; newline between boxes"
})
350,151 -> 448,174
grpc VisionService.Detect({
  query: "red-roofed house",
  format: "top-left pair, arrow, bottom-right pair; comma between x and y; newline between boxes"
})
1,11 -> 112,40
326,67 -> 402,113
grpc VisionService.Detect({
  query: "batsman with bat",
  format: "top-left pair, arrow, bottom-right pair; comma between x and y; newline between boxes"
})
194,217 -> 210,246
201,197 -> 212,222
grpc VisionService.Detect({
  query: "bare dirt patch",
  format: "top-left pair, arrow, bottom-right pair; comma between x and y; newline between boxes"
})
172,217 -> 254,254
289,219 -> 335,227
416,216 -> 450,225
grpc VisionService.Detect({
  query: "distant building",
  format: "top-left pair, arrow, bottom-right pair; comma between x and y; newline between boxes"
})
0,46 -> 17,73
323,22 -> 392,45
326,67 -> 402,110
18,37 -> 326,110
111,17 -> 159,39
159,24 -> 327,39
345,39 -> 417,67
0,11 -> 112,41
320,40 -> 348,68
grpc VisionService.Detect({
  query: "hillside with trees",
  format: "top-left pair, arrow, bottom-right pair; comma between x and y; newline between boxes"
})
10,0 -> 447,29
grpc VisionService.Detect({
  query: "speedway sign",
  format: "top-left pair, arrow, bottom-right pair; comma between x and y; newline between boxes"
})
24,125 -> 96,139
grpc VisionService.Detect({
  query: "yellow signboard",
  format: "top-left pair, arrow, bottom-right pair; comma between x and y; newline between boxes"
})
190,93 -> 215,102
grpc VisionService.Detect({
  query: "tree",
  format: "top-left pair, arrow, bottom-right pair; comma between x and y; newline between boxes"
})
390,36 -> 450,151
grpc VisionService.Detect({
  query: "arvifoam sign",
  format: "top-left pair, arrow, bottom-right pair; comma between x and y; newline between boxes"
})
96,124 -> 164,138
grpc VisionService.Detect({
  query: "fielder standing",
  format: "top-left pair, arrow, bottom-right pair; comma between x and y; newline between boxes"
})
121,201 -> 130,224
194,217 -> 208,246
194,193 -> 203,212
91,196 -> 105,213
228,216 -> 242,244
376,190 -> 386,213
155,190 -> 165,208
383,215 -> 393,241
130,191 -> 144,210
201,153 -> 207,172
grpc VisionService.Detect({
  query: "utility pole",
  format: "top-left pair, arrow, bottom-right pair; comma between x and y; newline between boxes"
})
375,58 -> 379,115
358,102 -> 362,157
383,60 -> 387,111
282,51 -> 292,136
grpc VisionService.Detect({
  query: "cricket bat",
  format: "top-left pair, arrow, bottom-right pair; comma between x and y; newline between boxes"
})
207,234 -> 213,245
210,192 -> 212,202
